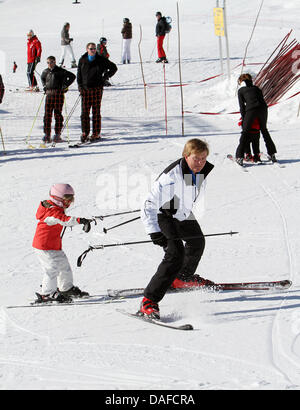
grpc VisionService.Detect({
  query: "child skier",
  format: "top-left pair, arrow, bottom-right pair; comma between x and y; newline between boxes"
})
32,183 -> 93,303
238,117 -> 261,162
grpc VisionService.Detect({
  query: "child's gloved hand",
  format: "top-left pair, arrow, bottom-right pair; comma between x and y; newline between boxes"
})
79,218 -> 93,233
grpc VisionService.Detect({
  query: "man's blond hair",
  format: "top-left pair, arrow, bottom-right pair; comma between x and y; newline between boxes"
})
182,139 -> 209,157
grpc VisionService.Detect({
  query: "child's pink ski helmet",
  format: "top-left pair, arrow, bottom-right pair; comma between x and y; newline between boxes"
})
49,183 -> 75,208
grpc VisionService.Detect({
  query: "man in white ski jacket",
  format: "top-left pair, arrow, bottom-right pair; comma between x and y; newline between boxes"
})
139,139 -> 214,319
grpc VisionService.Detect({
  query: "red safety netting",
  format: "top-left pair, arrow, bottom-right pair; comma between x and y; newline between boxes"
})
254,30 -> 300,106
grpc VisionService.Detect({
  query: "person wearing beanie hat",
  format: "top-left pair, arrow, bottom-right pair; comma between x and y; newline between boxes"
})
155,11 -> 168,63
32,183 -> 93,304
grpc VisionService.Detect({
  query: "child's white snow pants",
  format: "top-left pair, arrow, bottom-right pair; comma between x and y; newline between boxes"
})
35,249 -> 73,295
122,39 -> 131,62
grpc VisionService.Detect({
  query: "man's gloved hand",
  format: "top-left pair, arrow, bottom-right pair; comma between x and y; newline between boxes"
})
79,218 -> 93,233
150,232 -> 168,248
35,56 -> 40,64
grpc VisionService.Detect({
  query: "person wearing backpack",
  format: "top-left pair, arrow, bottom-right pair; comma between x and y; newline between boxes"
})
155,11 -> 169,63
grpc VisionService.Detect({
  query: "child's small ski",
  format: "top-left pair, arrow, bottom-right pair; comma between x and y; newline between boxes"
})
227,154 -> 248,172
6,296 -> 123,309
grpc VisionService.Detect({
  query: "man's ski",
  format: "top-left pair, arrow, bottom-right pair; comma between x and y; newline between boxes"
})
69,138 -> 102,148
117,309 -> 194,331
108,279 -> 292,298
213,279 -> 291,291
6,295 -> 123,309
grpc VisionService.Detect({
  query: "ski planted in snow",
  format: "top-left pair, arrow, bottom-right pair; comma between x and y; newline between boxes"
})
108,280 -> 292,298
117,309 -> 194,331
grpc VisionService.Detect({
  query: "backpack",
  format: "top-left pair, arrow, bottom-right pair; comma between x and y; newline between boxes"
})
163,16 -> 172,33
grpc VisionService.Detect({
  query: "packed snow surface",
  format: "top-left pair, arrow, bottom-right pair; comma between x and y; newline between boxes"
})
1,0 -> 300,390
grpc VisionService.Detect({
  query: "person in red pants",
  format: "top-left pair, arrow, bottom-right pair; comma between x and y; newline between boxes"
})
155,12 -> 168,63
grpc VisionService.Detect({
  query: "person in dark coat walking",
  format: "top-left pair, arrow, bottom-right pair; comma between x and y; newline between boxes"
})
0,74 -> 4,104
138,139 -> 215,319
41,56 -> 76,143
235,73 -> 277,165
121,18 -> 132,64
155,11 -> 168,63
77,42 -> 117,142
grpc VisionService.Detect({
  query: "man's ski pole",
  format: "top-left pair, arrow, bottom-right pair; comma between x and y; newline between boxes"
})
93,209 -> 140,220
0,125 -> 6,155
26,93 -> 45,147
61,94 -> 80,137
77,231 -> 239,266
103,216 -> 140,233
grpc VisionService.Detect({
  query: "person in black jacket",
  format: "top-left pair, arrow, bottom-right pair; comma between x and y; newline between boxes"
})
235,73 -> 277,165
0,74 -> 4,104
41,56 -> 76,143
155,11 -> 168,63
77,42 -> 118,142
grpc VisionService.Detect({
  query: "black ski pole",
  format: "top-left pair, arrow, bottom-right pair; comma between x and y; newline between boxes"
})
61,227 -> 67,239
93,209 -> 140,221
77,231 -> 239,266
103,216 -> 140,233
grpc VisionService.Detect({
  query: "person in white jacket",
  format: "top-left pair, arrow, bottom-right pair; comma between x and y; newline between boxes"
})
139,139 -> 215,319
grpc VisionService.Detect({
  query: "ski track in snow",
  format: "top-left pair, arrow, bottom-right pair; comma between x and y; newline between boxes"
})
245,163 -> 300,386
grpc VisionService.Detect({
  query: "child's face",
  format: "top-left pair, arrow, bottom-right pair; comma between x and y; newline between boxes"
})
63,194 -> 74,208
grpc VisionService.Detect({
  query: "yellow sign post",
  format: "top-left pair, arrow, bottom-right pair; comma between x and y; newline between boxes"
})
213,1 -> 230,79
213,7 -> 224,37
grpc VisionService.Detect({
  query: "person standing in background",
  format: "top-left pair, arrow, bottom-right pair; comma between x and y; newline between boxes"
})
41,56 -> 76,143
235,73 -> 277,166
26,30 -> 42,91
59,22 -> 77,68
155,12 -> 168,63
0,74 -> 4,104
77,42 -> 117,142
121,18 -> 132,64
